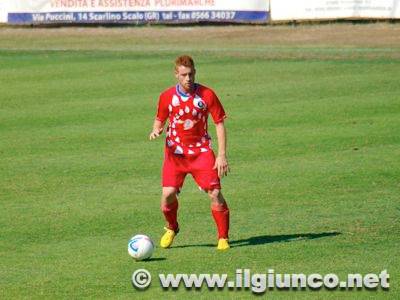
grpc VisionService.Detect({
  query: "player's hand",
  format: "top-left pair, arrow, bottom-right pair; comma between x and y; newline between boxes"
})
213,154 -> 230,178
149,128 -> 163,140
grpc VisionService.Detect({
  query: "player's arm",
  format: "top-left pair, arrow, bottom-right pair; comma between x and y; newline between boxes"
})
150,93 -> 168,140
213,122 -> 230,178
149,119 -> 165,140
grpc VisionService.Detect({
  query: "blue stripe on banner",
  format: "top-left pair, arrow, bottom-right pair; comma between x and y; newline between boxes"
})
8,11 -> 269,24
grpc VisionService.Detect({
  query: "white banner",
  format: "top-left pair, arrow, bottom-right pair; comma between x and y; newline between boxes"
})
5,0 -> 270,24
7,0 -> 269,12
0,2 -> 7,23
271,0 -> 400,21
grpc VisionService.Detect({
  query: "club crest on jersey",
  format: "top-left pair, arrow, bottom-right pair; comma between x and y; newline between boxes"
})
193,97 -> 206,110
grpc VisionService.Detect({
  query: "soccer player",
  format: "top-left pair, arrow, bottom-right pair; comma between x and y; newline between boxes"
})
149,55 -> 230,250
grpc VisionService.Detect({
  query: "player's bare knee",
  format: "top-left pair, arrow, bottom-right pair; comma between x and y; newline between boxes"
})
208,189 -> 225,204
162,187 -> 178,203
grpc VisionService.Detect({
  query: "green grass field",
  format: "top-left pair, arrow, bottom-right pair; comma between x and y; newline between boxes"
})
1,25 -> 399,299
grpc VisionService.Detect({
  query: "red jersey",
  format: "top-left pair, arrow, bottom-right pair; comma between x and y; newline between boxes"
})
156,84 -> 226,156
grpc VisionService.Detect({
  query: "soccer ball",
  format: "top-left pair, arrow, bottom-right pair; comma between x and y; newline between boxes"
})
128,234 -> 155,261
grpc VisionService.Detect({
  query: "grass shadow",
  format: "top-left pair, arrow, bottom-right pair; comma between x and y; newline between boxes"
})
172,231 -> 341,249
142,257 -> 167,262
231,231 -> 341,247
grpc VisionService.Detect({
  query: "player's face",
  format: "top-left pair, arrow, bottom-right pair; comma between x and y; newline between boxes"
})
175,65 -> 196,93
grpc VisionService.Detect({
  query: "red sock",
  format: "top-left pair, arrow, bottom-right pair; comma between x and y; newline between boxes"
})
161,200 -> 179,231
211,202 -> 230,239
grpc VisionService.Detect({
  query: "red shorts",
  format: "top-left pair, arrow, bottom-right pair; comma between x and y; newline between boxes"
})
162,149 -> 221,192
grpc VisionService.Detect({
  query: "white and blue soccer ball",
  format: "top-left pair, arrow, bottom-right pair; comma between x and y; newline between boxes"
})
128,234 -> 155,261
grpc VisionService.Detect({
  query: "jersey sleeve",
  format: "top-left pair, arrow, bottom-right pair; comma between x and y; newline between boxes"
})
156,93 -> 169,123
208,91 -> 227,124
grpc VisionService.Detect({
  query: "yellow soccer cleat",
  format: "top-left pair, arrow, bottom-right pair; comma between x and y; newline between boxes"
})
160,227 -> 178,248
217,238 -> 230,251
